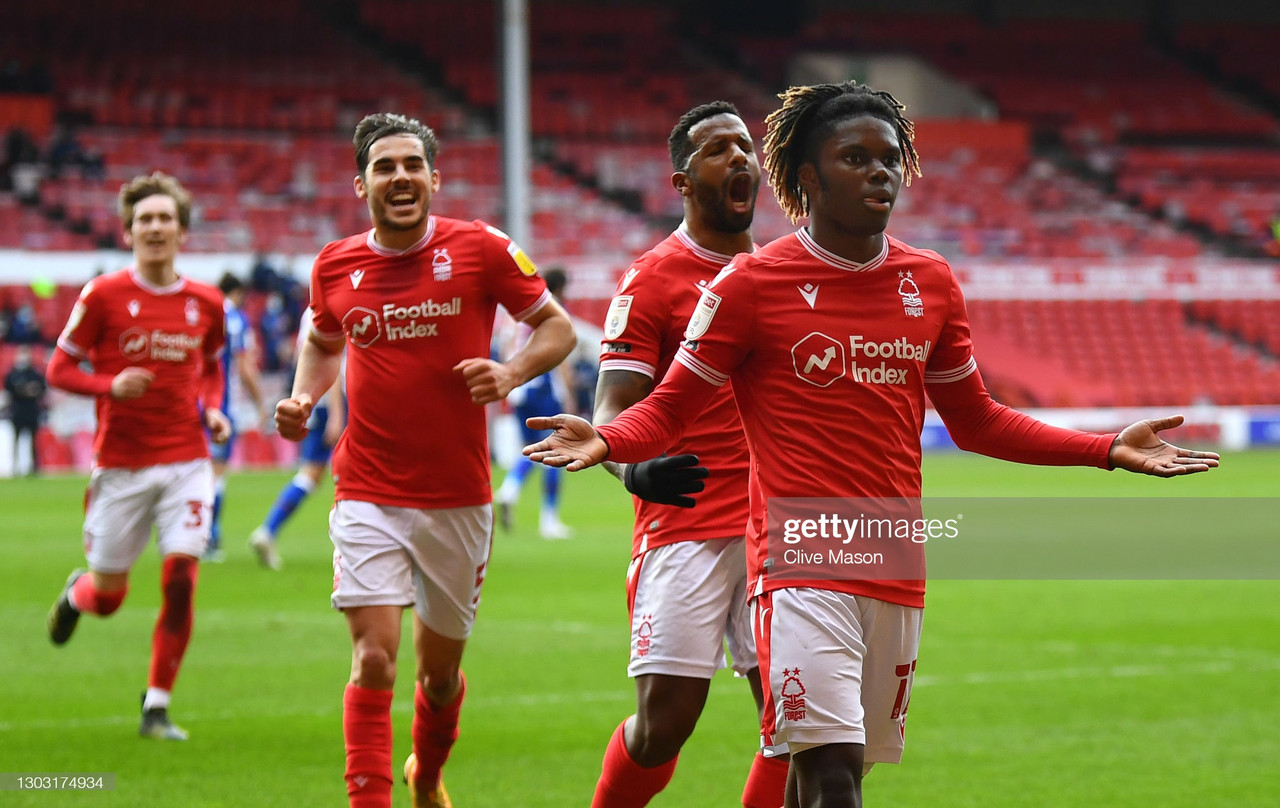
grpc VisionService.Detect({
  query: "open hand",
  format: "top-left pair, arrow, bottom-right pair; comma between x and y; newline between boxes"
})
1109,415 -> 1220,476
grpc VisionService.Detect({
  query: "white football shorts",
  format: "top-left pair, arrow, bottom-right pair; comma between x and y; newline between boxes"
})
625,536 -> 755,679
329,499 -> 492,640
756,587 -> 922,764
83,459 -> 214,573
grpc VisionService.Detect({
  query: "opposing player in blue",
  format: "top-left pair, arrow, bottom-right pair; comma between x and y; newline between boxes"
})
493,267 -> 576,540
249,309 -> 345,570
205,272 -> 267,562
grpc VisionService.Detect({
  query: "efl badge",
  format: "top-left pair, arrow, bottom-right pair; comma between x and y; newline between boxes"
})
684,288 -> 721,341
604,295 -> 633,339
507,242 -> 538,276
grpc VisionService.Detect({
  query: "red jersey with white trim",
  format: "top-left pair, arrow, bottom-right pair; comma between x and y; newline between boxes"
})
599,226 -> 751,555
56,267 -> 225,469
309,216 -> 551,509
673,231 -> 977,607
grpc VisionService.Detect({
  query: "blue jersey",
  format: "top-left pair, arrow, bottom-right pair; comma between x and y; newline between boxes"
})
220,299 -> 255,421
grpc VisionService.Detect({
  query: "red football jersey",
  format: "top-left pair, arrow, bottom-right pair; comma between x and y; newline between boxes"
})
56,267 -> 226,468
672,231 -> 979,607
309,217 -> 551,509
599,226 -> 751,555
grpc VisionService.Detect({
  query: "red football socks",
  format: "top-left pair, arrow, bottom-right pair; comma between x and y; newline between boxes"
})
590,719 -> 678,808
343,684 -> 394,807
410,674 -> 466,790
741,752 -> 789,808
70,573 -> 126,616
147,556 -> 197,690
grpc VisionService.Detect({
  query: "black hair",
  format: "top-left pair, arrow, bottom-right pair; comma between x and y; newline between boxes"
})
353,112 -> 440,174
542,266 -> 567,298
218,272 -> 244,295
763,81 -> 920,223
668,101 -> 742,172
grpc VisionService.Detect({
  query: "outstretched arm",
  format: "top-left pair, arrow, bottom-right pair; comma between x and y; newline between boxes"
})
930,372 -> 1218,476
525,359 -> 718,471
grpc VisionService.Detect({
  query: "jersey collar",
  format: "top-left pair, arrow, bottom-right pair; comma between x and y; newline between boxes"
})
796,228 -> 889,272
366,215 -> 436,257
129,266 -> 187,294
675,222 -> 751,265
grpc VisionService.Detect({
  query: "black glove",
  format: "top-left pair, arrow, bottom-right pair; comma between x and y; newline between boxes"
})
624,454 -> 709,508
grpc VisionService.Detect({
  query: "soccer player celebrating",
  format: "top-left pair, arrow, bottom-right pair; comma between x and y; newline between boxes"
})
587,101 -> 786,808
274,112 -> 575,808
45,172 -> 230,741
523,82 -> 1219,808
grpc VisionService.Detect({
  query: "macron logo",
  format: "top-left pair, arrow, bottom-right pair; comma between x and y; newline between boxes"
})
798,283 -> 819,309
350,270 -> 365,289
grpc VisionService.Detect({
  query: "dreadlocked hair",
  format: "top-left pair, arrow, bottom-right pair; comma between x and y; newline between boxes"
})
764,81 -> 921,224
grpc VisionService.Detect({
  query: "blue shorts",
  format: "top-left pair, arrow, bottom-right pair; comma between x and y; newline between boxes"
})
209,428 -> 236,463
515,386 -> 563,445
299,404 -> 334,465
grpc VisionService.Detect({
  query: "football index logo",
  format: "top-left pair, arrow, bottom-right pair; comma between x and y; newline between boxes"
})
343,306 -> 382,349
120,327 -> 150,361
791,332 -> 846,388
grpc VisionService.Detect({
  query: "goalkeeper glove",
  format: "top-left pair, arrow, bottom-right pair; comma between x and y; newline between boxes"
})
624,454 -> 709,508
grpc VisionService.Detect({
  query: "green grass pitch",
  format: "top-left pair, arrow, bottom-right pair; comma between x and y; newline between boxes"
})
0,448 -> 1276,806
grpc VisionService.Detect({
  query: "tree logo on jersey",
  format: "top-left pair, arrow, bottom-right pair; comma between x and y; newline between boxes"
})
343,306 -> 382,349
185,297 -> 200,325
791,332 -> 846,388
604,295 -> 633,340
432,248 -> 452,281
897,271 -> 924,318
120,327 -> 150,361
781,668 -> 807,722
684,289 -> 721,341
635,614 -> 654,657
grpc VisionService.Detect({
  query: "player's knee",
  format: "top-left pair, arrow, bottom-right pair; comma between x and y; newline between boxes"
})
419,669 -> 461,705
629,712 -> 696,767
351,644 -> 397,688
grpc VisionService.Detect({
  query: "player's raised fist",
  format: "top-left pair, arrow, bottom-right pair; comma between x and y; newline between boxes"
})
275,395 -> 314,442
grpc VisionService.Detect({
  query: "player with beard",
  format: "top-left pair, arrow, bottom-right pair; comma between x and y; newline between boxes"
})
274,113 -> 575,808
588,102 -> 787,808
521,82 -> 1218,808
